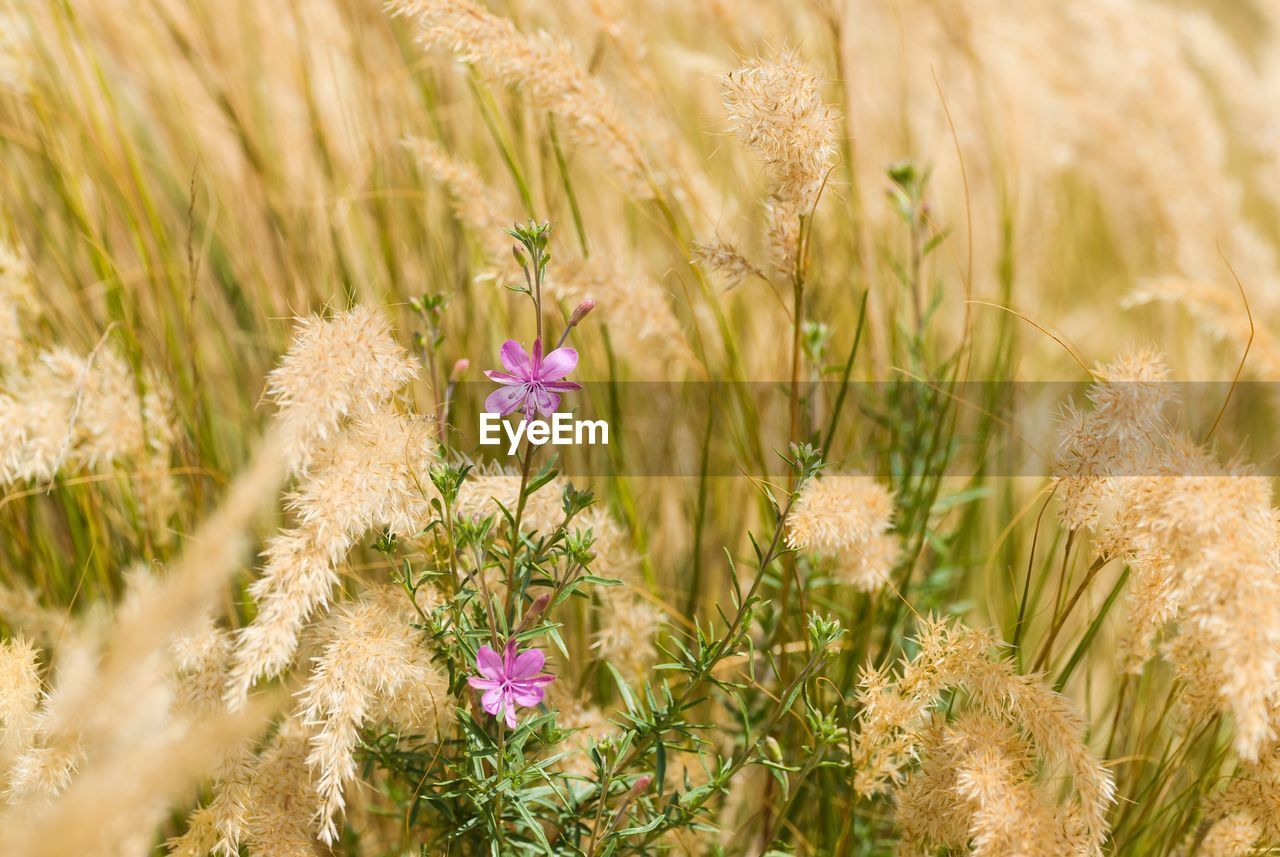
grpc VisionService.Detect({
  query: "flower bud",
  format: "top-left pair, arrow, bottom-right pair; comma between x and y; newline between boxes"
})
514,593 -> 551,634
449,358 -> 469,382
609,774 -> 654,831
568,299 -> 595,327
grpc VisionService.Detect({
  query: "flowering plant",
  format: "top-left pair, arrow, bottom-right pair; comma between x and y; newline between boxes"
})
467,640 -> 555,727
484,338 -> 580,417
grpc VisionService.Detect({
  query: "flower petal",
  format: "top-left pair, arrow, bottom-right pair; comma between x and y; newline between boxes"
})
521,389 -> 542,417
475,645 -> 503,679
531,337 -> 544,371
533,389 -> 561,417
543,380 -> 582,393
504,704 -> 519,729
511,685 -> 545,707
485,386 -> 526,416
539,347 -> 578,381
511,648 -> 546,678
483,370 -> 523,385
502,640 -> 519,674
499,340 -> 533,378
467,676 -> 501,690
481,688 -> 504,715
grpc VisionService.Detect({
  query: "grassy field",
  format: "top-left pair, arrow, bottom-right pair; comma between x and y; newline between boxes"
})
0,0 -> 1278,854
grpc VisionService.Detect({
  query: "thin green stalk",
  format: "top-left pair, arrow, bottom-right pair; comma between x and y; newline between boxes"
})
822,288 -> 870,456
547,114 -> 588,258
468,74 -> 536,218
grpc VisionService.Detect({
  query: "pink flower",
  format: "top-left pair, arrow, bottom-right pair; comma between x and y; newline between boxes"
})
484,338 -> 580,418
467,640 -> 555,728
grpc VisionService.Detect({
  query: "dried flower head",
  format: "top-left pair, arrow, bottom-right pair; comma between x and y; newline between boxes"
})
787,475 -> 896,554
0,242 -> 37,368
0,637 -> 40,769
787,475 -> 899,590
390,0 -> 654,199
0,346 -> 171,486
721,51 -> 838,274
227,410 -> 438,706
266,306 -> 419,472
402,136 -> 513,268
854,617 -> 1113,854
1054,348 -> 1173,531
300,586 -> 452,843
593,594 -> 663,685
691,240 -> 763,290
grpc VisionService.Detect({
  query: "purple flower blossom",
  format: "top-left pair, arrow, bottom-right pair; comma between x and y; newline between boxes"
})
467,640 -> 555,728
484,338 -> 580,418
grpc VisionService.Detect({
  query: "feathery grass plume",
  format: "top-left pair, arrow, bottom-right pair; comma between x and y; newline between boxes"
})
168,748 -> 255,857
0,696 -> 273,857
64,431 -> 288,734
170,623 -> 255,857
0,584 -> 64,647
1115,552 -> 1179,672
894,713 -> 1015,851
691,240 -> 763,290
388,0 -> 655,199
4,633 -> 94,804
0,345 -> 172,486
592,594 -> 663,685
298,585 -> 452,844
546,686 -> 616,778
721,51 -> 837,277
0,637 -> 40,771
245,719 -> 319,857
227,410 -> 438,706
401,135 -> 513,267
955,742 -> 1086,856
266,306 -> 420,473
0,430 -> 286,836
1161,625 -> 1225,728
454,468 -> 566,534
1053,348 -> 1172,531
1125,277 -> 1280,379
898,711 -> 1087,856
787,474 -> 900,591
0,241 -> 37,369
1198,741 -> 1280,857
172,623 -> 234,719
1099,432 -> 1280,759
576,505 -> 641,583
1200,813 -> 1262,857
854,617 -> 1113,854
787,474 -> 897,553
169,805 -> 222,857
